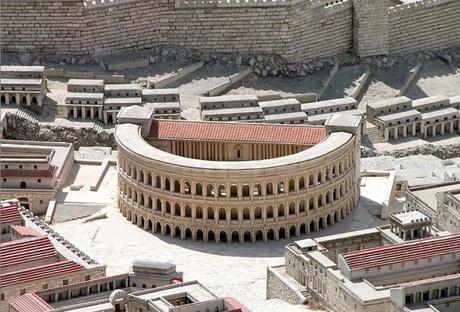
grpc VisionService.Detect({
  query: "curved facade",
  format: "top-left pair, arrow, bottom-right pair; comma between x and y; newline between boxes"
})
116,118 -> 361,243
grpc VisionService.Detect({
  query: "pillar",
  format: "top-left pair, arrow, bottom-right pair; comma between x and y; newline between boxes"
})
90,107 -> 95,119
73,106 -> 78,119
440,123 -> 445,136
82,107 -> 86,119
384,128 -> 389,141
432,125 -> 436,138
450,121 -> 454,134
412,123 -> 417,135
402,126 -> 407,138
393,127 -> 398,140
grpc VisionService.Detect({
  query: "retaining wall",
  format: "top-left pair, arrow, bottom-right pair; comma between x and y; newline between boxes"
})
1,0 -> 460,62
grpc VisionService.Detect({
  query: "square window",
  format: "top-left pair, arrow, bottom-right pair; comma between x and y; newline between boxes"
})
38,179 -> 41,183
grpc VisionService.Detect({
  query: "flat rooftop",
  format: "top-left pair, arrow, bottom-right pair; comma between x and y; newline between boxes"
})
68,79 -> 104,86
104,97 -> 142,105
376,109 -> 421,122
104,84 -> 141,91
259,98 -> 300,108
149,120 -> 327,145
0,65 -> 45,73
302,97 -> 357,110
366,96 -> 412,109
420,107 -> 458,119
200,94 -> 258,103
390,210 -> 431,225
264,112 -> 308,121
202,106 -> 263,116
409,182 -> 460,211
65,92 -> 104,100
142,88 -> 179,95
0,78 -> 43,85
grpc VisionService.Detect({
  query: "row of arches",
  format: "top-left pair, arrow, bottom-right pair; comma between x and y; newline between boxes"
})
1,94 -> 39,106
119,176 -> 355,223
118,150 -> 355,199
121,202 -> 353,243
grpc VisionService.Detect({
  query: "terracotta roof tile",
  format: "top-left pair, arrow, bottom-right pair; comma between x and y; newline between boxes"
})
150,120 -> 327,145
9,225 -> 41,238
0,203 -> 22,224
1,236 -> 57,269
8,292 -> 52,312
1,260 -> 85,287
342,234 -> 460,271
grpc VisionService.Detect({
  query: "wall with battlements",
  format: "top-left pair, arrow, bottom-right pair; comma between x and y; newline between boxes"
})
388,0 -> 460,55
1,0 -> 460,62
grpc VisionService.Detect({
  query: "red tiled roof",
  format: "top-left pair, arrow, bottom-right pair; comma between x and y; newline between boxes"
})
1,236 -> 57,269
0,203 -> 22,224
8,292 -> 52,312
1,260 -> 85,287
150,120 -> 327,145
342,234 -> 460,271
9,225 -> 41,238
1,165 -> 58,178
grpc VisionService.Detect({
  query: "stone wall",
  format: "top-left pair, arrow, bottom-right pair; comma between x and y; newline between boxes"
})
4,114 -> 115,149
388,0 -> 460,54
266,265 -> 307,305
1,0 -> 460,62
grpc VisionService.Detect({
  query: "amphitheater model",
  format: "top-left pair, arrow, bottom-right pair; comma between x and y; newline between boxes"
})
115,106 -> 363,243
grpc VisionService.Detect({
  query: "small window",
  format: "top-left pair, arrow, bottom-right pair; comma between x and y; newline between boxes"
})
37,179 -> 41,183
20,289 -> 25,295
2,179 -> 6,183
43,284 -> 48,289
39,200 -> 43,204
34,165 -> 37,169
0,294 -> 4,301
19,165 -> 23,169
63,279 -> 69,285
4,165 -> 8,169
85,275 -> 90,281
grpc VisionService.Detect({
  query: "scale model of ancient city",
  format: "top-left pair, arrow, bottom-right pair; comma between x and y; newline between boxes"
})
1,0 -> 460,311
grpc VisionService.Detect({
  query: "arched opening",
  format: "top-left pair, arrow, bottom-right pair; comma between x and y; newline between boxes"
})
31,96 -> 38,105
230,184 -> 238,197
207,207 -> 215,220
155,222 -> 161,234
156,176 -> 161,188
242,184 -> 250,197
220,231 -> 228,243
216,184 -> 226,197
230,208 -> 238,220
289,225 -> 296,238
165,178 -> 171,191
139,217 -> 145,228
11,95 -> 17,104
327,214 -> 333,226
254,183 -> 262,196
279,227 -> 286,239
278,204 -> 285,218
255,230 -> 263,241
317,172 -> 323,185
207,184 -> 214,197
267,229 -> 275,240
196,229 -> 204,241
288,179 -> 295,192
289,202 -> 296,215
300,223 -> 306,235
266,182 -> 273,195
266,206 -> 274,219
174,226 -> 181,238
299,177 -> 305,190
174,180 -> 181,193
219,208 -> 227,221
310,221 -> 316,232
299,200 -> 305,213
318,195 -> 324,208
173,204 -> 180,216
231,231 -> 240,243
21,96 -> 27,105
254,207 -> 262,219
242,207 -> 250,220
243,231 -> 251,242
156,199 -> 162,211
147,219 -> 153,231
185,205 -> 192,218
185,228 -> 192,240
184,182 -> 191,194
196,206 -> 203,219
165,201 -> 171,214
0,95 -> 5,104
20,181 -> 27,189
165,225 -> 171,236
195,183 -> 203,196
277,181 -> 285,193
319,217 -> 325,229
208,230 -> 215,242
335,211 -> 340,223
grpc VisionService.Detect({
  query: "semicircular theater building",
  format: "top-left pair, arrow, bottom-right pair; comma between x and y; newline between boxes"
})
115,107 -> 363,243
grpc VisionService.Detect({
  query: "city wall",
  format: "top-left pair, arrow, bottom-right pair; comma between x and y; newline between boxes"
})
1,0 -> 459,62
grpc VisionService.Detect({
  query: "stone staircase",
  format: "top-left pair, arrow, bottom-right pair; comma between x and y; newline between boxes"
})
92,120 -> 105,133
366,126 -> 386,144
16,107 -> 40,123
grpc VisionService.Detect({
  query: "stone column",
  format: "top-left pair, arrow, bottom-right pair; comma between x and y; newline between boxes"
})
440,123 -> 445,136
90,107 -> 95,119
4,93 -> 10,105
412,123 -> 417,135
73,106 -> 78,119
393,127 -> 398,140
384,128 -> 389,141
450,121 -> 454,134
432,125 -> 436,138
103,111 -> 108,124
402,126 -> 407,138
82,107 -> 86,119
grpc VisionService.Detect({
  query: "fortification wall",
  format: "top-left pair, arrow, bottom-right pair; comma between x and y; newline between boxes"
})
1,0 -> 84,54
388,0 -> 460,54
2,0 -> 460,61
